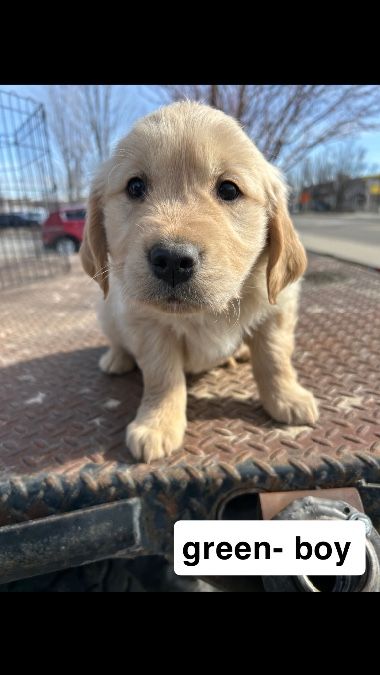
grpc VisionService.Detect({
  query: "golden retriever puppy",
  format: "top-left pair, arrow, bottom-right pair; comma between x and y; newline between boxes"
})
80,101 -> 318,463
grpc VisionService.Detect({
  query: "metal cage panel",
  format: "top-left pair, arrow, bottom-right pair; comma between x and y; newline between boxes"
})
0,90 -> 70,289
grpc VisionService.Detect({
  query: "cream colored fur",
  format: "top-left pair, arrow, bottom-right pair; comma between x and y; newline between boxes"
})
80,101 -> 318,463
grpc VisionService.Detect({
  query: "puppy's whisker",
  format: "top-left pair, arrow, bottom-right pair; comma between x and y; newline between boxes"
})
93,267 -> 114,279
92,262 -> 125,282
243,284 -> 260,291
223,297 -> 241,332
92,266 -> 111,281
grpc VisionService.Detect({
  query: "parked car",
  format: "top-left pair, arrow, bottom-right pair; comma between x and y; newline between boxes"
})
42,206 -> 86,255
310,200 -> 331,212
0,212 -> 41,229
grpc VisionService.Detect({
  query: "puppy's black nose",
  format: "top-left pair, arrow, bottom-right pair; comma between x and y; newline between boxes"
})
149,244 -> 199,287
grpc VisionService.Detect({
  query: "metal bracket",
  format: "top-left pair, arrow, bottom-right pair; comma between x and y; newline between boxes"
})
0,498 -> 145,585
259,487 -> 363,521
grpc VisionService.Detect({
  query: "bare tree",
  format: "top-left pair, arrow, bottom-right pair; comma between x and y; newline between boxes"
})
156,85 -> 380,172
45,85 -> 137,200
79,85 -> 133,162
76,85 -> 140,174
46,86 -> 90,202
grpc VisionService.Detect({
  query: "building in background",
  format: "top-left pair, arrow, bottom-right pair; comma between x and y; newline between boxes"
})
293,174 -> 380,213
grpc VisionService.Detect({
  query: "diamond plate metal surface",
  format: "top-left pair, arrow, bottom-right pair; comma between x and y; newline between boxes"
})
0,254 -> 379,526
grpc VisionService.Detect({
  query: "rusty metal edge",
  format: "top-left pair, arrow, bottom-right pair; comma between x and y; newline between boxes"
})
0,453 -> 379,529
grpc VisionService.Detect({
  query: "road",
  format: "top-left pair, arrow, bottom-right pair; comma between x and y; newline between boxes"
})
293,213 -> 380,268
0,215 -> 379,269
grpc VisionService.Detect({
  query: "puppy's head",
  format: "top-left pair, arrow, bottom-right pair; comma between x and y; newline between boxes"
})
80,102 -> 306,313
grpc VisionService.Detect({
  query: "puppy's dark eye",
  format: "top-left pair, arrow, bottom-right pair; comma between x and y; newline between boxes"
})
217,181 -> 241,201
127,177 -> 146,199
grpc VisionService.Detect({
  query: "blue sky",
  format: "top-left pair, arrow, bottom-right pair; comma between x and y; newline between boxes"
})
2,83 -> 380,170
356,131 -> 380,169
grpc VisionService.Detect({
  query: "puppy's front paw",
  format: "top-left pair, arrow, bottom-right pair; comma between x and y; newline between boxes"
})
262,384 -> 319,426
222,344 -> 251,369
99,348 -> 135,375
234,343 -> 251,363
126,418 -> 186,463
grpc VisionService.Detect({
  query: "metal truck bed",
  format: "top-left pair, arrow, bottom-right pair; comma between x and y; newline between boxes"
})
0,253 -> 379,576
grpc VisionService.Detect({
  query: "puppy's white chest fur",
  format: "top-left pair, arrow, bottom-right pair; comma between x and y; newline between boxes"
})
99,284 -> 244,374
161,313 -> 244,374
99,266 -> 285,376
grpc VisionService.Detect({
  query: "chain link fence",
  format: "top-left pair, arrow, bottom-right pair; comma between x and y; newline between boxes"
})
0,89 -> 70,290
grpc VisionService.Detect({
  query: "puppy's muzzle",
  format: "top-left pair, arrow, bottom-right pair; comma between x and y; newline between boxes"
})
149,243 -> 200,288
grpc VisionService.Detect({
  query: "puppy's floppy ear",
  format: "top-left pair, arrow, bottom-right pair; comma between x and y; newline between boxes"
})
80,184 -> 109,298
265,169 -> 307,305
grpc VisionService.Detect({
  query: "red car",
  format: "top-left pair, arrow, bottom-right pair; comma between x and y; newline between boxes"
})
42,205 -> 86,255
